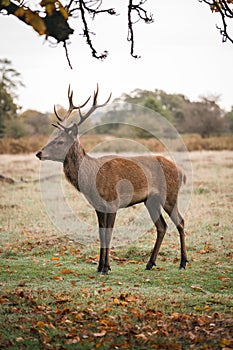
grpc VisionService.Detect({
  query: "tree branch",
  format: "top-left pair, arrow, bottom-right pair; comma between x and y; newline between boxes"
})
0,0 -> 74,41
128,0 -> 153,59
79,0 -> 108,59
0,0 -> 154,66
200,0 -> 233,43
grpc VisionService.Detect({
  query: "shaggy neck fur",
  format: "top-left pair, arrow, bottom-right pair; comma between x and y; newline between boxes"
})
63,139 -> 87,192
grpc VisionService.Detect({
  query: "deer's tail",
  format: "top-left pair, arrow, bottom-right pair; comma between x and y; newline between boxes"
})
179,168 -> 187,186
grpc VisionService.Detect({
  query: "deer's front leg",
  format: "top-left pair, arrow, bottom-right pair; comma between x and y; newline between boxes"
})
96,211 -> 116,274
101,213 -> 116,274
97,247 -> 106,273
96,211 -> 107,273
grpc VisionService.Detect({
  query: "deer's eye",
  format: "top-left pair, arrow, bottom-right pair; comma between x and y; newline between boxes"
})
57,141 -> 64,145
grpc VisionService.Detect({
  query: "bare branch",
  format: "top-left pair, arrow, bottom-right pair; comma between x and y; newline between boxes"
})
200,0 -> 233,43
64,42 -> 73,69
0,0 -> 155,66
79,0 -> 108,59
128,0 -> 154,59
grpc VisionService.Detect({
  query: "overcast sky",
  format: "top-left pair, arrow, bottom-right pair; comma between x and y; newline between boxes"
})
1,0 -> 233,113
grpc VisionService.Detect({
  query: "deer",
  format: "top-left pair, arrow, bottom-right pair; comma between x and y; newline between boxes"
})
36,86 -> 188,275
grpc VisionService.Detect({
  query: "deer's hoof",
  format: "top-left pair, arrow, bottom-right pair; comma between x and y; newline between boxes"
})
100,265 -> 111,275
101,271 -> 109,275
179,259 -> 188,269
145,262 -> 155,270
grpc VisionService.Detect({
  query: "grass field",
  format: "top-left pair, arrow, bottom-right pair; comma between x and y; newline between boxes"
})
0,151 -> 232,349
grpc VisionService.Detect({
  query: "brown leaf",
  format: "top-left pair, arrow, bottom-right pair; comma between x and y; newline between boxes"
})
135,333 -> 147,341
61,268 -> 75,274
53,276 -> 63,280
0,297 -> 8,304
16,337 -> 24,342
218,276 -> 230,282
36,321 -> 46,328
51,256 -> 60,261
18,281 -> 26,287
93,330 -> 106,337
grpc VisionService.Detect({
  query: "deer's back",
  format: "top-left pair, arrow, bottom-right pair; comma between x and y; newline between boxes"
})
90,154 -> 184,210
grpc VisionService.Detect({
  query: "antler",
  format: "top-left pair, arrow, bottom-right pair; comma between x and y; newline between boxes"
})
77,84 -> 112,126
54,85 -> 91,123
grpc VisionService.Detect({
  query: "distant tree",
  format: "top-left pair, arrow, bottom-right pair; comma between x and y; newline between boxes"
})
20,109 -> 51,136
101,89 -> 228,138
224,107 -> 233,133
0,58 -> 24,95
0,58 -> 24,137
154,90 -> 191,130
0,87 -> 18,136
4,117 -> 27,138
122,89 -> 172,121
183,97 -> 226,138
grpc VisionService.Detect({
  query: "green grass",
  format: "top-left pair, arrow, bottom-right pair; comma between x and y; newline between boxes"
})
0,151 -> 233,349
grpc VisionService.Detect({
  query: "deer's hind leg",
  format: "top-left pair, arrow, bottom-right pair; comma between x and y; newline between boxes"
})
145,195 -> 167,270
164,203 -> 188,269
96,210 -> 107,273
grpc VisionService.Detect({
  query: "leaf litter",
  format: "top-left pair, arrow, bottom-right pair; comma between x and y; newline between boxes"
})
0,287 -> 232,349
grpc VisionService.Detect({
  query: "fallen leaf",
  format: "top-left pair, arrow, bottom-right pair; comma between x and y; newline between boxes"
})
51,257 -> 60,261
194,305 -> 211,311
218,276 -> 230,282
93,330 -> 106,337
191,285 -> 210,294
135,333 -> 147,341
61,269 -> 75,274
18,281 -> 26,287
188,331 -> 196,341
16,337 -> 24,342
53,276 -> 63,280
36,321 -> 46,328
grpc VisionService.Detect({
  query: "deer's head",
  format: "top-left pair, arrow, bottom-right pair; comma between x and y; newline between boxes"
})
36,85 -> 111,162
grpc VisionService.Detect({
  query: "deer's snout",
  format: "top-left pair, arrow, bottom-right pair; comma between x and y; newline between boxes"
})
36,151 -> 42,160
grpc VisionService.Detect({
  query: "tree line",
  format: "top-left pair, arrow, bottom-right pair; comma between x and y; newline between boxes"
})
98,89 -> 233,138
0,59 -> 233,140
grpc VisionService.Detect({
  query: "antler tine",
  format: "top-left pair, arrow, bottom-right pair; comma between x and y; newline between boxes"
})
78,85 -> 112,126
93,83 -> 112,108
99,91 -> 112,107
79,95 -> 91,108
93,83 -> 99,106
53,85 -> 92,125
60,85 -> 79,122
51,123 -> 60,129
54,105 -> 63,122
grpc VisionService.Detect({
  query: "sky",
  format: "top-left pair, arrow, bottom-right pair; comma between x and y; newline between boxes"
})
1,0 -> 233,113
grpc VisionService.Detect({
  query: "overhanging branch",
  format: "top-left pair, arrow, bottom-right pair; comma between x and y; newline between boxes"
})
128,0 -> 153,58
0,0 -> 154,66
199,0 -> 233,43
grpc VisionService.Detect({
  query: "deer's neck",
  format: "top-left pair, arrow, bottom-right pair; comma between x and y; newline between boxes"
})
63,139 -> 88,191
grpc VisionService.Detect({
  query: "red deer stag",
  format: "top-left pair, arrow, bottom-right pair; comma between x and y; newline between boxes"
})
36,86 -> 188,274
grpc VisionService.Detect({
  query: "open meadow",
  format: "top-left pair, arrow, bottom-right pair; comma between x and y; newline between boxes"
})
0,150 -> 232,349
